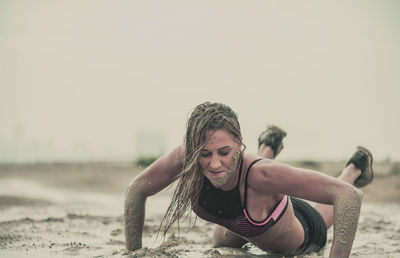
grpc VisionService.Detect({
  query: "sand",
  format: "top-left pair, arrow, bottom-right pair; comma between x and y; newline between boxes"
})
0,162 -> 399,257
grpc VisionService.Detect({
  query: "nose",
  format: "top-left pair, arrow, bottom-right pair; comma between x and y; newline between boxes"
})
210,155 -> 222,170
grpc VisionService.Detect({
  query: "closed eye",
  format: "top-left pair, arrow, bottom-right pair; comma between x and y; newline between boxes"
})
201,152 -> 211,157
201,147 -> 232,157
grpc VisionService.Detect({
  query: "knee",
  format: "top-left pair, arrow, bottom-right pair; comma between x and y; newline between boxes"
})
212,228 -> 247,248
212,227 -> 225,247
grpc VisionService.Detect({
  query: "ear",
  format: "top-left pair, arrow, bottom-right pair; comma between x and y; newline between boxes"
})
237,136 -> 244,152
237,136 -> 243,149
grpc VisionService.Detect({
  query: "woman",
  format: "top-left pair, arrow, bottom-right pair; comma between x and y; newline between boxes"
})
124,102 -> 373,257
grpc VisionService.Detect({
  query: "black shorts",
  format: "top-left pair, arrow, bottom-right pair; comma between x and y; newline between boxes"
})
291,197 -> 327,255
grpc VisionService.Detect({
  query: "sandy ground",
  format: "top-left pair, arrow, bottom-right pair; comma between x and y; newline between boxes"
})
0,161 -> 399,258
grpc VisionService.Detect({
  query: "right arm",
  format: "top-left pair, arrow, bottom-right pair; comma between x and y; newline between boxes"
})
124,145 -> 184,251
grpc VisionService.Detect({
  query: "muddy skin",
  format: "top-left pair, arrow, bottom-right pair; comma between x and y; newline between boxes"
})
331,190 -> 362,257
325,182 -> 337,194
124,183 -> 146,251
215,150 -> 241,187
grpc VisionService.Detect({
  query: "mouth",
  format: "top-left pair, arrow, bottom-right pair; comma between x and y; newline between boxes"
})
208,170 -> 225,176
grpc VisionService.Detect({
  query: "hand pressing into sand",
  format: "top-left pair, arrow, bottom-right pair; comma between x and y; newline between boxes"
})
124,145 -> 184,251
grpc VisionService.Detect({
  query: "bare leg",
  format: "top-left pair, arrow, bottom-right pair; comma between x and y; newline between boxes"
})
258,144 -> 276,159
313,163 -> 362,229
212,224 -> 248,248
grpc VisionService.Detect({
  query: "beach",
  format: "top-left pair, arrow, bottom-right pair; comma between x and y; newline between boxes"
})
0,161 -> 399,257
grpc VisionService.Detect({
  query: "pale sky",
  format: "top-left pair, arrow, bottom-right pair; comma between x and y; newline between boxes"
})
1,1 -> 399,162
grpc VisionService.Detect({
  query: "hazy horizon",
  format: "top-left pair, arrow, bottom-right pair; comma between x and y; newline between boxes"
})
1,1 -> 399,163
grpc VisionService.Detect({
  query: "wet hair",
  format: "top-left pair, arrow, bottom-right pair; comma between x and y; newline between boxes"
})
159,101 -> 245,237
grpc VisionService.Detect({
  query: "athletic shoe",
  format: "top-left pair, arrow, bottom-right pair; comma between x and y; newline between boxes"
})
346,146 -> 374,188
258,125 -> 287,158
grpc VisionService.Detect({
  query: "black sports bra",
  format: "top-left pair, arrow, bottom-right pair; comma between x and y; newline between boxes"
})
193,158 -> 289,237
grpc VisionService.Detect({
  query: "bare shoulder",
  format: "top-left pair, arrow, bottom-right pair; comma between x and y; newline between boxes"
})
242,154 -> 325,196
243,156 -> 357,204
243,157 -> 289,193
164,144 -> 185,168
242,153 -> 287,176
134,145 -> 185,196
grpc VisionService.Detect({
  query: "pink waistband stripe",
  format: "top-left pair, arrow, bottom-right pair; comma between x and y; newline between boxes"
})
243,195 -> 288,226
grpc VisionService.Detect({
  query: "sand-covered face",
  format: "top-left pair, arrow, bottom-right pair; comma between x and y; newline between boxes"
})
199,129 -> 241,190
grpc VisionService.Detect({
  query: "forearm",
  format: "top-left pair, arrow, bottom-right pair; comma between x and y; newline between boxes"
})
124,184 -> 146,251
329,188 -> 363,258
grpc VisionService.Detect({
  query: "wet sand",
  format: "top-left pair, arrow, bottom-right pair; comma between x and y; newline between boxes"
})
0,162 -> 399,257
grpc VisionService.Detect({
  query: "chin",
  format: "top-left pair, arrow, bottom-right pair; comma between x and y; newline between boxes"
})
214,178 -> 228,188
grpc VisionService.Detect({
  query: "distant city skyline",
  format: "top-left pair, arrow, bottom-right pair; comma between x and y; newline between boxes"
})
0,121 -> 398,163
0,124 -> 168,162
1,1 -> 399,163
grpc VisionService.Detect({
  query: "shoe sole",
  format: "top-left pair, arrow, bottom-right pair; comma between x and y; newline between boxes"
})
266,125 -> 287,137
354,145 -> 374,188
258,125 -> 287,145
258,125 -> 287,158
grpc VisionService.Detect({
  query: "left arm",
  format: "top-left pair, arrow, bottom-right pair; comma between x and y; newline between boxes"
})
330,186 -> 363,257
253,160 -> 362,258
